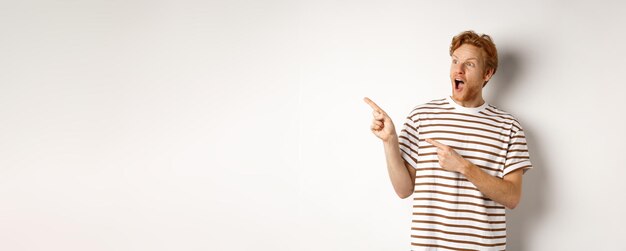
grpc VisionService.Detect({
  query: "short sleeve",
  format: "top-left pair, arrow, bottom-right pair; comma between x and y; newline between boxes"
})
503,122 -> 533,177
398,112 -> 420,168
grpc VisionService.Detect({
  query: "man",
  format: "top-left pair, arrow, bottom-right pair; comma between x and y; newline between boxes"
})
364,30 -> 532,250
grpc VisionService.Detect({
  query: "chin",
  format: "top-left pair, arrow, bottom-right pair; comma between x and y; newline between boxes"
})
452,93 -> 463,101
451,89 -> 464,99
452,92 -> 471,102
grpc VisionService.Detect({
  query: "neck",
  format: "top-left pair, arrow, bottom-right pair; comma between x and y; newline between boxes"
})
450,95 -> 485,108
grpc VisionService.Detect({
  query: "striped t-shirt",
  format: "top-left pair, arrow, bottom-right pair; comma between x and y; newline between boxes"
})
398,96 -> 533,251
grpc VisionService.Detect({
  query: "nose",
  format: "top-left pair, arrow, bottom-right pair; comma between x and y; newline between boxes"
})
453,63 -> 465,75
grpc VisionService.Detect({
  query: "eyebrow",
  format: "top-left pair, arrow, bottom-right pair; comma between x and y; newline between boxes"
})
452,55 -> 479,61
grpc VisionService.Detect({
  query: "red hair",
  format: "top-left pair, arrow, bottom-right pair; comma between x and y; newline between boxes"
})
449,30 -> 498,76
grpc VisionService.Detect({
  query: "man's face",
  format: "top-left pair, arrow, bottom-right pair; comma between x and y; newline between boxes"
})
449,44 -> 493,104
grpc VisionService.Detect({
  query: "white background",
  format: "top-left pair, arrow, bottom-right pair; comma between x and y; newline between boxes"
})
1,0 -> 625,250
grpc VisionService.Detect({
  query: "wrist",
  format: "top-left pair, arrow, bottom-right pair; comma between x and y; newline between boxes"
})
460,160 -> 474,176
383,133 -> 399,145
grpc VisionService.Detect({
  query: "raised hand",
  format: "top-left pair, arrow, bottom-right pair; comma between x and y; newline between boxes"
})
364,97 -> 396,142
425,138 -> 471,173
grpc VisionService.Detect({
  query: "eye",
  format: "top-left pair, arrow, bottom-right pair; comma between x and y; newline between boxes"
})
465,62 -> 475,67
452,59 -> 458,64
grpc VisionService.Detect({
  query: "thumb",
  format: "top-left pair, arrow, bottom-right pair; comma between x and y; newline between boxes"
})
381,112 -> 393,125
373,110 -> 385,120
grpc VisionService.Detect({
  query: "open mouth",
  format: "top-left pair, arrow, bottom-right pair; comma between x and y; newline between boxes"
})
454,79 -> 465,90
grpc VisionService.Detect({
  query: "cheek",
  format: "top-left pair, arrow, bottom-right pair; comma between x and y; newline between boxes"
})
468,71 -> 485,85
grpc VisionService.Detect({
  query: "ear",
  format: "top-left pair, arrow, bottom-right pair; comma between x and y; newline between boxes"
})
483,68 -> 494,82
482,68 -> 495,87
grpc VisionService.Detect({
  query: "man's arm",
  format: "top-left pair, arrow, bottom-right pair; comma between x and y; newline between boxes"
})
462,165 -> 523,209
382,136 -> 416,199
426,138 -> 524,209
364,97 -> 416,199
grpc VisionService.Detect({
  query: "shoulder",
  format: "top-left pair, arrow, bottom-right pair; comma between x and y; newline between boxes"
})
483,104 -> 524,132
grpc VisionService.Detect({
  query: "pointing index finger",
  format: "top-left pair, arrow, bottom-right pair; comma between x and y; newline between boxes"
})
363,97 -> 384,113
426,138 -> 447,149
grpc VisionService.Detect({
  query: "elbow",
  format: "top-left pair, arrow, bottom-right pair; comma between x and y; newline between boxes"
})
505,197 -> 521,210
396,188 -> 414,199
504,183 -> 522,210
505,203 -> 518,210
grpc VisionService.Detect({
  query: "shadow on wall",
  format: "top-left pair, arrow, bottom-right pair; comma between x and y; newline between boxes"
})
487,49 -> 551,251
487,51 -> 520,105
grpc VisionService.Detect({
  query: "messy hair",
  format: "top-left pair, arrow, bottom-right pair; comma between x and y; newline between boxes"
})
449,30 -> 499,77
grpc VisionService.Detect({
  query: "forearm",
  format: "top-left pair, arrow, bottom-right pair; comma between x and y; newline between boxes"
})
461,163 -> 521,209
383,135 -> 414,198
